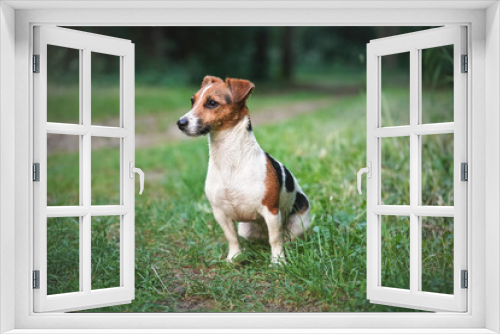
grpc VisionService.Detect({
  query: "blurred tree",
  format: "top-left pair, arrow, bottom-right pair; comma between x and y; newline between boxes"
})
253,27 -> 270,81
281,27 -> 294,82
64,26 -> 433,87
151,28 -> 167,62
375,27 -> 400,69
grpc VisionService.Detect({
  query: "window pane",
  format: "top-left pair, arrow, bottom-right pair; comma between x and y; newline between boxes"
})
91,137 -> 121,205
47,134 -> 80,206
47,217 -> 80,295
47,45 -> 80,124
381,52 -> 410,127
421,134 -> 454,206
92,52 -> 120,127
421,45 -> 454,124
381,216 -> 410,289
381,136 -> 410,205
421,217 -> 454,294
91,216 -> 121,289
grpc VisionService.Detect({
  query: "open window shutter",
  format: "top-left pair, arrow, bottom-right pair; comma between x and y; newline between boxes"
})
33,26 -> 136,312
365,26 -> 467,312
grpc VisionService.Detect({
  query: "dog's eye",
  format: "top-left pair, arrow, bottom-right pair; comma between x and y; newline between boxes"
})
190,97 -> 195,106
205,99 -> 219,109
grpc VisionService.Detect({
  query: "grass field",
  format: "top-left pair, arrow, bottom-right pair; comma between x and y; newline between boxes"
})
46,82 -> 454,312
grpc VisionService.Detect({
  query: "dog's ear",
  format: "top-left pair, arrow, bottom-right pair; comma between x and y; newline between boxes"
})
226,78 -> 255,104
201,75 -> 223,88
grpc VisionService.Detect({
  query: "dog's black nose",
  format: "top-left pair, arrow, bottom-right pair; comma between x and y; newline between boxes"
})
177,117 -> 188,130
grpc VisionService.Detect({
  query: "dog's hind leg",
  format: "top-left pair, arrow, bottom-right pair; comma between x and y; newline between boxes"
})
238,221 -> 268,242
261,209 -> 285,264
286,208 -> 310,241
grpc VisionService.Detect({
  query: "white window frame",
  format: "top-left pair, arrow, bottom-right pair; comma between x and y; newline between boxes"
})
366,26 -> 468,312
33,26 -> 136,313
0,1 -> 499,333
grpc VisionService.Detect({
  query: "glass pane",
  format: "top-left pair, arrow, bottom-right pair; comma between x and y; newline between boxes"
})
421,45 -> 454,124
47,134 -> 80,206
421,217 -> 454,294
91,216 -> 121,289
381,52 -> 410,127
47,45 -> 80,124
381,136 -> 410,205
91,137 -> 121,205
47,217 -> 80,295
421,134 -> 454,206
381,216 -> 410,289
91,52 -> 120,127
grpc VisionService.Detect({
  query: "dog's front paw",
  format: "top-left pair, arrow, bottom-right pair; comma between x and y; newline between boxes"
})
269,256 -> 287,267
226,251 -> 243,264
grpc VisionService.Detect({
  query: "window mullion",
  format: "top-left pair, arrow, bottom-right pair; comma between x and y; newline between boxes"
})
416,48 -> 423,293
82,48 -> 92,293
409,48 -> 420,294
78,48 -> 84,293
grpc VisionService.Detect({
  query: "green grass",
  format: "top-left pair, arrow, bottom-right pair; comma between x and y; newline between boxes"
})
46,84 -> 455,312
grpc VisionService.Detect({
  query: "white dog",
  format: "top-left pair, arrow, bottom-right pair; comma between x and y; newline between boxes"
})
177,76 -> 310,264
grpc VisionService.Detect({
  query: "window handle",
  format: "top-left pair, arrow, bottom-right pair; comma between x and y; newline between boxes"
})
357,162 -> 372,195
129,161 -> 145,195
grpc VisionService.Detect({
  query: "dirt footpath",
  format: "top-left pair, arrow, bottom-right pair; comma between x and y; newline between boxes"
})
47,99 -> 333,152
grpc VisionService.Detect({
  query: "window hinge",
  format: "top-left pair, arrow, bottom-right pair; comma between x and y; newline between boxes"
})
461,54 -> 468,73
33,54 -> 40,73
33,163 -> 40,182
461,270 -> 468,289
33,270 -> 40,289
461,162 -> 468,181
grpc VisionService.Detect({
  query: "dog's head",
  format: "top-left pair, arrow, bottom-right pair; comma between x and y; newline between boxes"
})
177,76 -> 255,137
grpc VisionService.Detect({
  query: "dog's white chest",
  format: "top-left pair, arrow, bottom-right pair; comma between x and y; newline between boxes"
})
205,151 -> 266,221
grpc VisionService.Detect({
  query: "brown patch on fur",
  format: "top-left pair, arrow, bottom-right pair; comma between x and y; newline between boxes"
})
214,104 -> 250,131
226,78 -> 255,103
262,156 -> 280,215
201,75 -> 223,87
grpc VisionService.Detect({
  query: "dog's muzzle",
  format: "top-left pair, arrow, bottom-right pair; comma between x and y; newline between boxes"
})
178,116 -> 211,136
177,117 -> 189,131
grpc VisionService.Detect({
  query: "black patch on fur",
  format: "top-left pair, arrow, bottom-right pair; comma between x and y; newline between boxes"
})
224,95 -> 232,105
198,125 -> 211,135
247,119 -> 253,132
292,192 -> 309,214
265,152 -> 283,189
283,166 -> 294,192
196,119 -> 212,135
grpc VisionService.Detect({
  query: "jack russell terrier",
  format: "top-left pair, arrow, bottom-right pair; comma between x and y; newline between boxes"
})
177,76 -> 310,264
